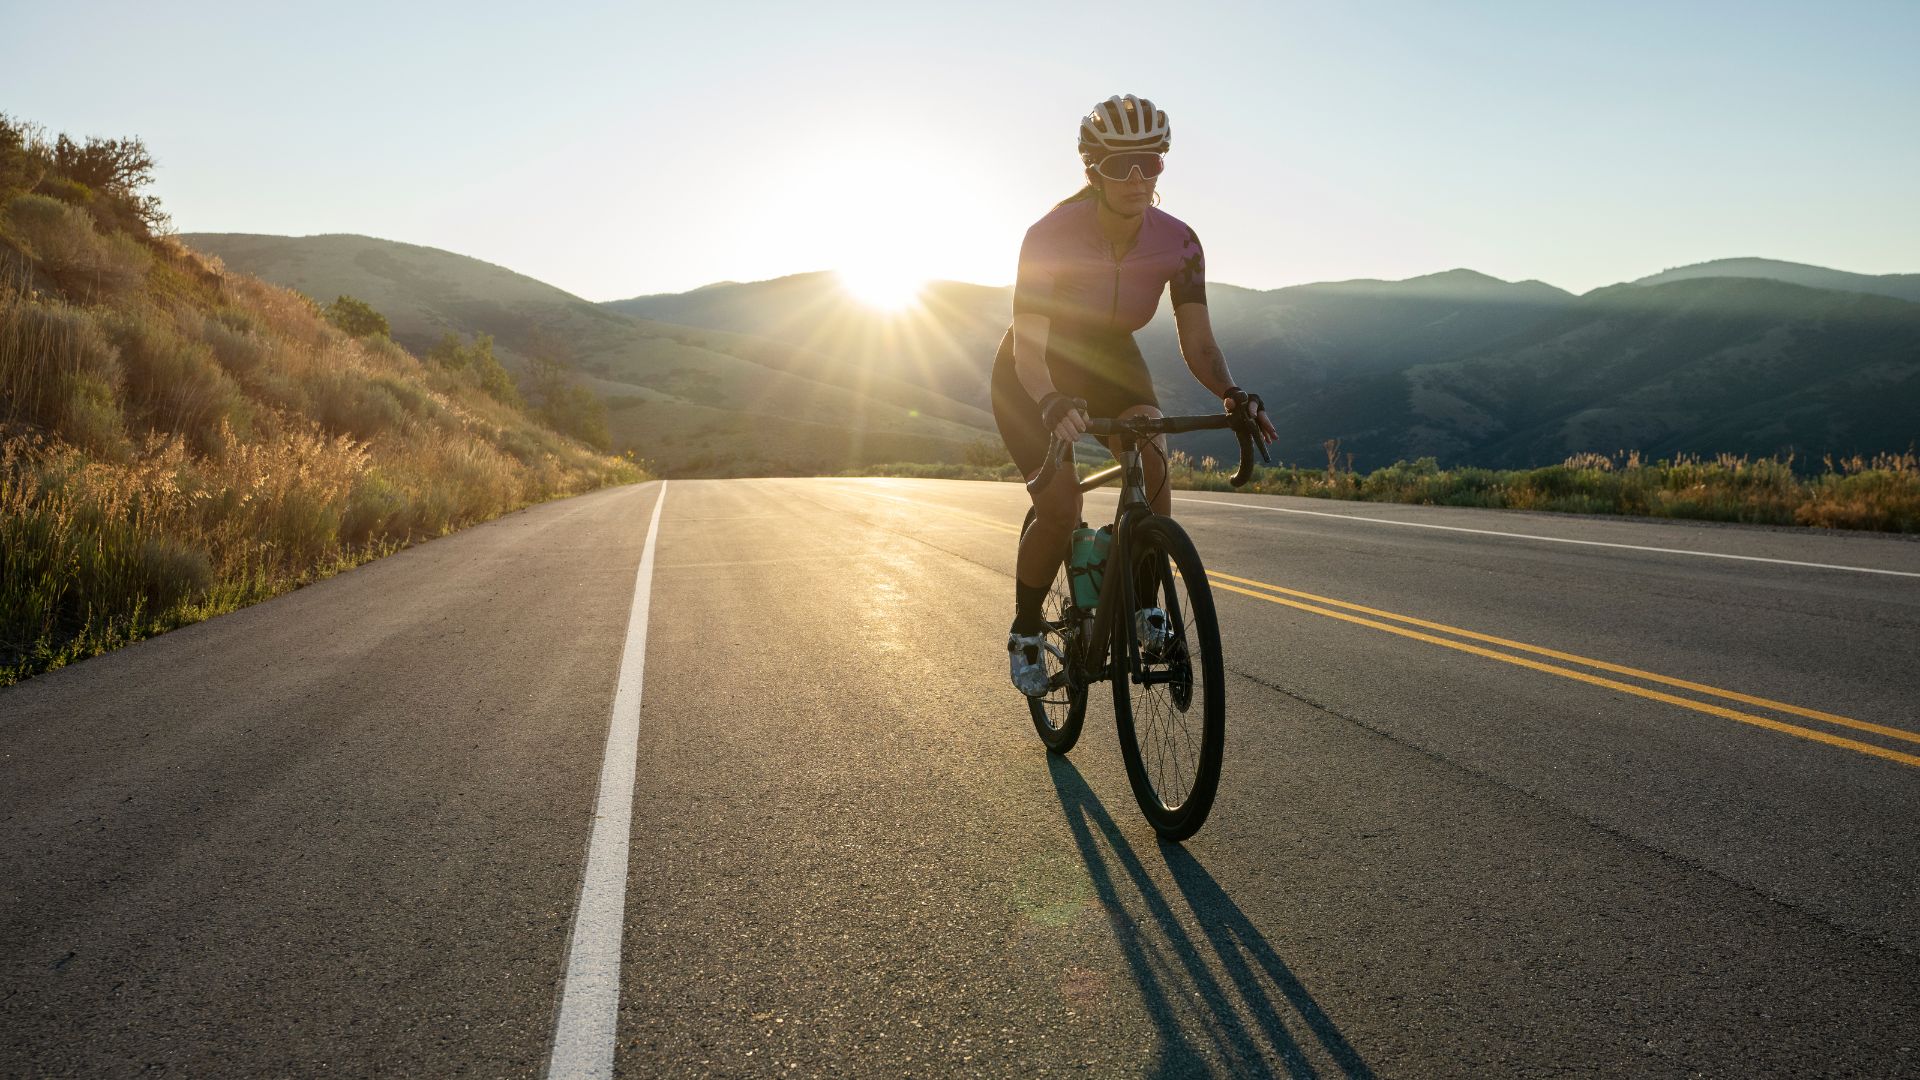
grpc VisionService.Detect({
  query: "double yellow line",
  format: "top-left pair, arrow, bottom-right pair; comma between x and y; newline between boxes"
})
830,482 -> 1920,769
1206,571 -> 1920,770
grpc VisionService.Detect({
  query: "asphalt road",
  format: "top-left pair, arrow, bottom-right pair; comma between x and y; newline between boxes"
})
4,477 -> 1919,1078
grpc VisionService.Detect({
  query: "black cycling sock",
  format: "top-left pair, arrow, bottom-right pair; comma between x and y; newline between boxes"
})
1013,580 -> 1049,635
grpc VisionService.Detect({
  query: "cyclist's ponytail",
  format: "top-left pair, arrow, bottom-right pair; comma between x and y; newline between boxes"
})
1054,184 -> 1097,209
1055,182 -> 1162,212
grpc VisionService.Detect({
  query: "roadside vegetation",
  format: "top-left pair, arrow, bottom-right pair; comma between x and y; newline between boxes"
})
0,116 -> 643,685
849,441 -> 1920,533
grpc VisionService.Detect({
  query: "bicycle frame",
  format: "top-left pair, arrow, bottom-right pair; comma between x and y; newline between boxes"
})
1069,438 -> 1157,687
1036,408 -> 1266,693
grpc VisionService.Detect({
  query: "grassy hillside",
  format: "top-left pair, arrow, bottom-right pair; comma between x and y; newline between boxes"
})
1,117 -> 640,684
181,234 -> 997,474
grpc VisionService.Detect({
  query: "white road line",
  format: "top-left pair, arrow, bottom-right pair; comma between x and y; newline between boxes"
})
1173,496 -> 1920,579
547,482 -> 666,1080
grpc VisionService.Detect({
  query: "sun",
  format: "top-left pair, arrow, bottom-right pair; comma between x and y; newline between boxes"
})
838,265 -> 928,312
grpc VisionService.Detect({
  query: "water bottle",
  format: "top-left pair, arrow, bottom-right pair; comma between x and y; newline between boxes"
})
1067,525 -> 1112,609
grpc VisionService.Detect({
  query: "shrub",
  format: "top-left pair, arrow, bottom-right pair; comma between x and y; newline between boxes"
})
340,468 -> 404,546
430,331 -> 520,406
135,535 -> 215,611
0,291 -> 128,456
201,314 -> 269,378
47,133 -> 168,235
323,294 -> 390,339
526,353 -> 610,450
0,115 -> 46,195
3,193 -> 151,301
35,175 -> 93,209
309,368 -> 409,440
106,310 -> 245,453
964,438 -> 1011,468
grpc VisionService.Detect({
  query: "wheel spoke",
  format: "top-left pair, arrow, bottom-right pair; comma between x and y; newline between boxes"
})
1025,531 -> 1089,754
1112,516 -> 1224,840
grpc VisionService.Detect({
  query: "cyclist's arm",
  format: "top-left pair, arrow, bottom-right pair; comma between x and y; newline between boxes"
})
1172,302 -> 1234,399
1175,302 -> 1279,443
1010,312 -> 1058,403
1011,225 -> 1088,444
1167,229 -> 1239,404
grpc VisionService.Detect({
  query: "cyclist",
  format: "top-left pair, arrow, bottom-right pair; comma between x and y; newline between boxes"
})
1000,93 -> 1278,697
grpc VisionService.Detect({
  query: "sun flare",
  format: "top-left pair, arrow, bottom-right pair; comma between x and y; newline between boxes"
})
837,266 -> 928,311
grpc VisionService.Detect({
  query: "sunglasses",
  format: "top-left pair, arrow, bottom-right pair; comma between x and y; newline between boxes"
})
1091,152 -> 1165,182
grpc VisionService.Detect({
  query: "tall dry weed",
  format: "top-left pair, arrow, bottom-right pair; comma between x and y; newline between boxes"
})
0,285 -> 129,457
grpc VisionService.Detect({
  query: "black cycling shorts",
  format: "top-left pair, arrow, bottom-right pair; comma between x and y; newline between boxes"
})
990,324 -> 1159,477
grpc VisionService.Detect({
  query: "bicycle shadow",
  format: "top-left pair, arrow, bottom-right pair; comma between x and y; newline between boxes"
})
1048,756 -> 1374,1079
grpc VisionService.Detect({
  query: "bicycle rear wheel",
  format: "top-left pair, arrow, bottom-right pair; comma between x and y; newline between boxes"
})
1021,508 -> 1088,754
1111,515 -> 1225,841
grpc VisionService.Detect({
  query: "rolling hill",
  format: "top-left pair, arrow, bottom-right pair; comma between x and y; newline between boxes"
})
606,268 -> 1581,423
612,260 -> 1917,470
190,233 -> 1920,473
180,234 -> 999,475
1632,258 -> 1920,304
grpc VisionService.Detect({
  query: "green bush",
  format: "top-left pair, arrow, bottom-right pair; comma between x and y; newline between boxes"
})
0,295 -> 128,456
0,116 -> 45,195
341,469 -> 404,546
201,315 -> 269,378
106,310 -> 245,453
430,331 -> 520,407
309,369 -> 409,440
322,294 -> 390,339
135,535 -> 215,611
526,353 -> 610,450
35,175 -> 93,208
2,193 -> 151,301
48,132 -> 167,235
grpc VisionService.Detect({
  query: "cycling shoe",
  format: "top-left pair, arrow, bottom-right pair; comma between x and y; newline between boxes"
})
1008,631 -> 1052,697
1134,607 -> 1173,659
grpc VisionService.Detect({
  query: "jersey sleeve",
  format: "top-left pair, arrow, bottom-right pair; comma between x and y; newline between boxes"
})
1011,222 -> 1058,321
1169,227 -> 1207,307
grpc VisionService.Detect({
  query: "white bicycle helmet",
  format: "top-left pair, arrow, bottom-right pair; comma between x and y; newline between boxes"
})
1078,94 -> 1171,164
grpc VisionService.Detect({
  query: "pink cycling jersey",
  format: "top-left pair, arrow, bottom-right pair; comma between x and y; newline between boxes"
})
1011,199 -> 1207,334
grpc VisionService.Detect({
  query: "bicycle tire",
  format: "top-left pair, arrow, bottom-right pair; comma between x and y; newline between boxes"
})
1110,515 -> 1226,841
1021,508 -> 1089,754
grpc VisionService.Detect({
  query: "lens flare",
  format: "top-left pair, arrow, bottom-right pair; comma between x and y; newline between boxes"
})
837,266 -> 927,311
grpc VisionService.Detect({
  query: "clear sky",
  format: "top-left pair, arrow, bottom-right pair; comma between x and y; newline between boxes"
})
5,0 -> 1916,300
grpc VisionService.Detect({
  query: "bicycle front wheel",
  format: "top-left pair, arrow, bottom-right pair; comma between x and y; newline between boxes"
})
1111,515 -> 1226,841
1021,508 -> 1088,754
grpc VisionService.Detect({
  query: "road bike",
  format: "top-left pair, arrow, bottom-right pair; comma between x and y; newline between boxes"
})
1018,407 -> 1268,841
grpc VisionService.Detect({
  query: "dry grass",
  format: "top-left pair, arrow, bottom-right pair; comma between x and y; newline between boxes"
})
853,447 -> 1920,535
1162,448 -> 1920,532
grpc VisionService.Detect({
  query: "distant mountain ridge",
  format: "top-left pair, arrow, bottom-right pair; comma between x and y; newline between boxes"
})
1631,257 -> 1920,304
1316,276 -> 1920,467
186,233 -> 1920,472
608,255 -> 1918,469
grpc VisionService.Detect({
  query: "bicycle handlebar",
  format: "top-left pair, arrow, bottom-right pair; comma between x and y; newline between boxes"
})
1025,409 -> 1272,496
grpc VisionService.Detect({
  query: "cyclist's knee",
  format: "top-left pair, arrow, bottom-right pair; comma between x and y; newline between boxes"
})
1030,475 -> 1081,531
